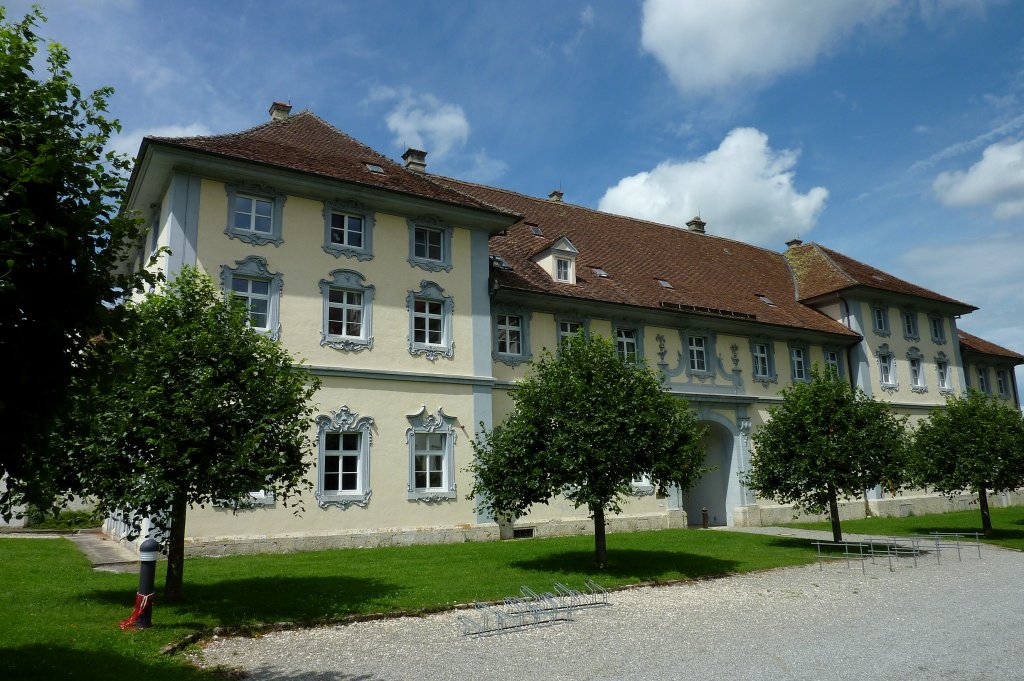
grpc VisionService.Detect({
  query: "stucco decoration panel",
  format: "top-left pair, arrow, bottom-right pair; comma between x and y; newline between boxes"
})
314,406 -> 375,510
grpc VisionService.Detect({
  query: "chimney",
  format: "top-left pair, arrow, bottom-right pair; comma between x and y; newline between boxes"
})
402,148 -> 428,172
269,101 -> 292,121
685,216 -> 706,234
548,189 -> 564,202
785,238 -> 803,248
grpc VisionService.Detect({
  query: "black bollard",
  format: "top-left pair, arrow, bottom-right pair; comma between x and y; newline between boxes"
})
120,538 -> 160,630
701,507 -> 709,529
134,538 -> 159,629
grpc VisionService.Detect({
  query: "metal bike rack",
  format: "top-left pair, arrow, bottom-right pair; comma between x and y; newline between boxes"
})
456,580 -> 610,637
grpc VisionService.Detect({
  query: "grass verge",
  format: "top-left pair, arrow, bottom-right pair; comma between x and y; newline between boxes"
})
780,505 -> 1024,551
1,528 -> 818,680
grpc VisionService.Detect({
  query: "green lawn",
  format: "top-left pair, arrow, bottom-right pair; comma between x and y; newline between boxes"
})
1,529 -> 819,680
780,505 -> 1024,551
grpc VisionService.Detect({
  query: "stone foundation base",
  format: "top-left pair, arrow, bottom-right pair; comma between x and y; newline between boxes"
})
178,509 -> 690,558
732,490 -> 1024,527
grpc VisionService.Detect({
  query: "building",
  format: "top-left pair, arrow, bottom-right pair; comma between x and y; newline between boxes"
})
116,103 -> 1023,555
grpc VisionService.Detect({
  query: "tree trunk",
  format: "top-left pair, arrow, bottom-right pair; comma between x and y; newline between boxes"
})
592,504 -> 607,568
978,485 -> 993,537
827,482 -> 843,543
164,492 -> 188,603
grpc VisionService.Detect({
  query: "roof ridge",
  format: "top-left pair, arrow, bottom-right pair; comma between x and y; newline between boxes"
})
148,111 -> 306,143
431,173 -> 791,257
417,173 -> 521,217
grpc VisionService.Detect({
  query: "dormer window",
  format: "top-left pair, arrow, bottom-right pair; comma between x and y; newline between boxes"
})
533,236 -> 579,285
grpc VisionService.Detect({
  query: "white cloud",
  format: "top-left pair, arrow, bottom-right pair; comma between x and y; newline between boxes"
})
109,123 -> 212,160
597,127 -> 828,246
461,150 -> 508,185
640,0 -> 896,94
640,0 -> 992,95
373,88 -> 470,160
933,138 -> 1024,219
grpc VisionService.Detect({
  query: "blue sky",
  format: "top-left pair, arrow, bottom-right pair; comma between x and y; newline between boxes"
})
14,0 -> 1024,386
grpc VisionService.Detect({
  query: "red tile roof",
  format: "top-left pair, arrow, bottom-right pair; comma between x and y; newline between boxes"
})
430,177 -> 858,338
958,330 -> 1024,362
145,111 -> 510,215
785,243 -> 974,309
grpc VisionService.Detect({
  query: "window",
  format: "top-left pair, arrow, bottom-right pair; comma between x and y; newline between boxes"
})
753,343 -> 769,377
414,433 -> 446,491
315,406 -> 374,509
220,256 -> 283,340
825,350 -> 842,376
558,319 -> 583,349
555,257 -> 572,282
231,277 -> 270,329
902,311 -> 919,340
876,343 -> 897,392
493,307 -> 532,366
630,474 -> 655,497
497,314 -> 522,355
234,195 -> 272,234
407,217 -> 454,272
977,368 -> 990,393
319,269 -> 375,352
906,347 -> 926,392
407,281 -> 454,360
415,227 -> 443,261
997,370 -> 1010,397
657,278 -> 674,289
879,354 -> 893,385
322,201 -> 374,260
750,340 -> 776,383
688,336 -> 707,373
935,351 -> 952,393
224,183 -> 285,246
616,327 -> 639,362
790,346 -> 808,382
929,316 -> 946,343
406,406 -> 458,501
871,305 -> 890,336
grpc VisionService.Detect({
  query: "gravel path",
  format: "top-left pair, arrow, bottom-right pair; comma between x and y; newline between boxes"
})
198,542 -> 1024,681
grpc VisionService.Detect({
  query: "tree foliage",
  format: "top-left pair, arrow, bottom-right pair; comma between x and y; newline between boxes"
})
63,268 -> 319,600
0,7 -> 153,516
910,389 -> 1024,536
745,366 -> 908,541
470,333 -> 706,566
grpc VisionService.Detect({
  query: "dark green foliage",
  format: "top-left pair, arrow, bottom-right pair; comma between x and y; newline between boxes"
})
745,365 -> 908,541
470,332 -> 706,565
0,8 -> 155,516
64,268 -> 319,600
910,389 -> 1024,536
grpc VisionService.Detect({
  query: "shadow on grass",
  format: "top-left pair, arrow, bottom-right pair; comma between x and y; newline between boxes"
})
511,549 -> 740,581
85,574 -> 399,627
0,645 -> 209,681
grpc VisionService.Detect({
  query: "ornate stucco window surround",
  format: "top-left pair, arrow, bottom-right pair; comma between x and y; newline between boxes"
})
492,306 -> 532,366
319,269 -> 375,352
315,406 -> 375,509
407,280 -> 454,361
876,343 -> 899,393
407,215 -> 454,272
322,199 -> 374,260
406,406 -> 458,502
224,182 -> 286,246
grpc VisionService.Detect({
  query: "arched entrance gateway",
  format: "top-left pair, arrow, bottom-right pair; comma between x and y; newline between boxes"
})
683,421 -> 733,526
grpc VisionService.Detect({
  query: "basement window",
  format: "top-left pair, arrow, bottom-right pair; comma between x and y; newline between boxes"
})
512,527 -> 535,539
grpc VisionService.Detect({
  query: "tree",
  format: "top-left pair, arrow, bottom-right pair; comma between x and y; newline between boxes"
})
910,389 -> 1024,537
469,333 -> 706,567
745,366 -> 908,542
0,8 -> 153,517
63,268 -> 319,601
